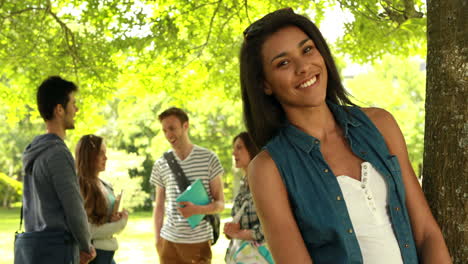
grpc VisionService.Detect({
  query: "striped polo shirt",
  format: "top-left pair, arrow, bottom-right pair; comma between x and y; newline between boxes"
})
150,145 -> 224,243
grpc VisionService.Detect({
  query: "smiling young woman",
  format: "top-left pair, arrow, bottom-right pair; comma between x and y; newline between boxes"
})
240,8 -> 451,264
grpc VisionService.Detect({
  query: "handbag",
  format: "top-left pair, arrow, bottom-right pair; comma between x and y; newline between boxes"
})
14,205 -> 75,264
164,151 -> 221,245
226,240 -> 274,264
224,201 -> 274,264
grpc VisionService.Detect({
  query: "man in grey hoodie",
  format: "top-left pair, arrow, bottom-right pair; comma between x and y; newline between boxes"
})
17,76 -> 95,264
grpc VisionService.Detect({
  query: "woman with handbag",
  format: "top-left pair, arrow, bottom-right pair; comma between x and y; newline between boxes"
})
76,135 -> 128,264
224,132 -> 274,264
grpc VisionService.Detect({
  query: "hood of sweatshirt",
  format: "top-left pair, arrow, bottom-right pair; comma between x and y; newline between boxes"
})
23,133 -> 66,174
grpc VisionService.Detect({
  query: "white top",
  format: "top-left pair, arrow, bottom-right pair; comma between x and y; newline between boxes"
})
89,181 -> 127,251
150,145 -> 224,243
337,162 -> 403,264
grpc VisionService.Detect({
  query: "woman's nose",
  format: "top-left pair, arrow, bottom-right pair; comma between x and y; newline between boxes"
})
295,60 -> 310,75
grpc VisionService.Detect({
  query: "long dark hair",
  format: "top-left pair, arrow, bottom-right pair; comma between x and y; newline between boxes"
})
233,131 -> 259,160
240,8 -> 354,148
76,134 -> 108,225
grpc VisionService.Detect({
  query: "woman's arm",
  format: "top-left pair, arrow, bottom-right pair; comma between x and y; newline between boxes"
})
248,150 -> 313,264
365,107 -> 451,263
223,220 -> 264,241
89,215 -> 128,239
224,222 -> 255,240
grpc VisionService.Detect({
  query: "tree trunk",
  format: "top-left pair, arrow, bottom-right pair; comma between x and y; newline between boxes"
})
424,0 -> 468,263
2,187 -> 11,208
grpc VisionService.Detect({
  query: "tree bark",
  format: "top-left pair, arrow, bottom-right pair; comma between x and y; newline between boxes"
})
424,0 -> 468,263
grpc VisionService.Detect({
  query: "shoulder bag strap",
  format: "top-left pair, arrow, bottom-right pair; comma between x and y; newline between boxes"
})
232,201 -> 248,223
163,151 -> 216,231
15,204 -> 23,238
163,151 -> 191,192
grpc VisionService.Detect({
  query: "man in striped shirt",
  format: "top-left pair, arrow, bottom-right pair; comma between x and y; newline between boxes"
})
151,107 -> 225,264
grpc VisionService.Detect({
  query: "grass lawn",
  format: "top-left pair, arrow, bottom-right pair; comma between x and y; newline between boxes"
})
0,207 -> 21,264
0,207 -> 232,264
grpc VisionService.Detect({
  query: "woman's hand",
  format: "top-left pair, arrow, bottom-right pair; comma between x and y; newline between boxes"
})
110,209 -> 129,222
110,212 -> 121,222
120,209 -> 129,221
224,222 -> 241,238
224,222 -> 255,240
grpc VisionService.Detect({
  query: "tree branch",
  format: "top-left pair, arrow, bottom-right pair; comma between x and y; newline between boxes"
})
244,0 -> 251,24
337,0 -> 383,22
219,4 -> 242,35
46,6 -> 80,79
0,7 -> 46,19
402,0 -> 424,18
182,0 -> 223,69
338,0 -> 423,26
180,1 -> 220,15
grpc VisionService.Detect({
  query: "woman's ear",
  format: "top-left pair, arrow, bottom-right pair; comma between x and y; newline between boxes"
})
263,81 -> 273,95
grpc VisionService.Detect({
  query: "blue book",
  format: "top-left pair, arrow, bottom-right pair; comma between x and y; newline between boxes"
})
176,179 -> 211,229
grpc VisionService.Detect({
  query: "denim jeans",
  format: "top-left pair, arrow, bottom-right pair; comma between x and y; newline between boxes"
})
14,231 -> 76,264
90,249 -> 116,264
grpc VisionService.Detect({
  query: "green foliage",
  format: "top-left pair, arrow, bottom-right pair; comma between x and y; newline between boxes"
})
99,149 -> 149,212
0,0 -> 427,118
0,0 -> 429,202
0,107 -> 43,184
335,0 -> 426,62
0,173 -> 22,207
344,55 -> 425,174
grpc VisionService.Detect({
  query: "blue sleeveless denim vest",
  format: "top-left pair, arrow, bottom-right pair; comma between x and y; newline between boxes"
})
265,102 -> 418,264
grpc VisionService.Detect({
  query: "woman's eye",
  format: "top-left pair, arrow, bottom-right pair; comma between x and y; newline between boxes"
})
304,46 -> 313,53
277,60 -> 289,68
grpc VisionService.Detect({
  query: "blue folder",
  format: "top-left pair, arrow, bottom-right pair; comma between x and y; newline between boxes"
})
175,179 -> 211,229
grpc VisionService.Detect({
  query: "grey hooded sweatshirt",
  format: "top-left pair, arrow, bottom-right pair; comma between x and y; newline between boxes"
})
22,133 -> 91,261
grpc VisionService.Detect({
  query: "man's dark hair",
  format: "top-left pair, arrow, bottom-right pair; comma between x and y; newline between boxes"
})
240,8 -> 354,148
158,107 -> 189,124
37,76 -> 78,121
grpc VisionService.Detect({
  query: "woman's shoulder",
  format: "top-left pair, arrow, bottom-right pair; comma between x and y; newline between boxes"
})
248,150 -> 279,181
99,179 -> 114,192
360,107 -> 392,120
250,150 -> 275,168
360,107 -> 397,130
360,107 -> 402,144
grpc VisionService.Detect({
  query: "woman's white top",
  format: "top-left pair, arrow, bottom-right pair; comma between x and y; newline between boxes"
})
337,162 -> 403,264
89,180 -> 127,251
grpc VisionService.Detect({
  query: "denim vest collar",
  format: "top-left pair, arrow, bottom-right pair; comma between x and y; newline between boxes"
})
284,101 -> 360,153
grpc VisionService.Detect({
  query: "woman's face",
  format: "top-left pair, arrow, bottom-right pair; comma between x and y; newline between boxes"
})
261,26 -> 328,111
96,142 -> 107,173
233,138 -> 251,170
